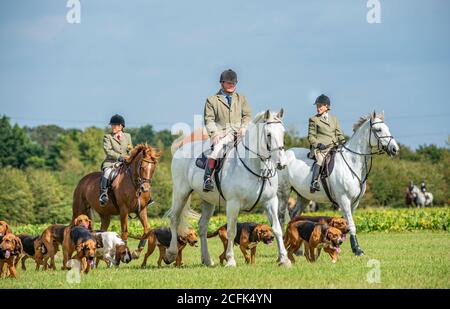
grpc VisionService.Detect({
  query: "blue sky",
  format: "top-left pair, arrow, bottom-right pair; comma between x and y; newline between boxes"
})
0,0 -> 449,149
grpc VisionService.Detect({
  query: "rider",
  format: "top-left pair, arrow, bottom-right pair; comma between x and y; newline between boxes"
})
99,114 -> 133,206
308,94 -> 346,193
420,179 -> 427,194
203,69 -> 252,192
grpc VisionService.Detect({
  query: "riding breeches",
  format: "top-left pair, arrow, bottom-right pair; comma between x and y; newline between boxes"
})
102,167 -> 114,180
313,147 -> 332,166
208,132 -> 236,160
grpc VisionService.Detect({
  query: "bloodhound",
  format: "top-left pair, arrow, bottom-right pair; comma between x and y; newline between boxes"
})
41,214 -> 93,270
16,234 -> 47,271
134,227 -> 198,268
207,222 -> 274,265
0,233 -> 23,278
0,221 -> 12,237
286,215 -> 349,262
285,220 -> 343,263
62,226 -> 97,274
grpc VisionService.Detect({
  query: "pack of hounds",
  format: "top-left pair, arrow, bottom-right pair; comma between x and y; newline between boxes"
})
0,214 -> 349,279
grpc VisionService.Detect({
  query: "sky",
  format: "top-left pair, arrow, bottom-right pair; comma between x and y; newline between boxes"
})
0,0 -> 449,149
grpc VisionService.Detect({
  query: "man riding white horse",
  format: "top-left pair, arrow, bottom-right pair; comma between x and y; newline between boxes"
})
308,94 -> 346,193
203,69 -> 252,191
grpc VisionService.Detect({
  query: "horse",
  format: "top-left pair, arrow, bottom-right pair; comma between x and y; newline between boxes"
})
410,186 -> 433,207
164,109 -> 292,267
72,144 -> 160,253
277,111 -> 399,256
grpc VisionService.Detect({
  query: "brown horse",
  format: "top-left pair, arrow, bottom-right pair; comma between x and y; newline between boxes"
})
72,144 -> 160,253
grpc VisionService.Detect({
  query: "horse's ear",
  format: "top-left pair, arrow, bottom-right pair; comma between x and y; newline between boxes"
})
371,110 -> 376,120
380,110 -> 385,121
277,108 -> 284,119
264,110 -> 271,120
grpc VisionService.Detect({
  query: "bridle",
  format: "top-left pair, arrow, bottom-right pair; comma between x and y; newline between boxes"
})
341,119 -> 394,156
136,158 -> 155,192
232,119 -> 285,212
237,120 -> 285,179
124,153 -> 157,218
338,118 -> 395,203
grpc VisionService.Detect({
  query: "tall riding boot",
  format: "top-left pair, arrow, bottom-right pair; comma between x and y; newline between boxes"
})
203,158 -> 217,192
99,176 -> 109,206
310,164 -> 321,193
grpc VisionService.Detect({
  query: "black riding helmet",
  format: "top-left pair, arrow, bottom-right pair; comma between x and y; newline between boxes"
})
109,114 -> 125,127
220,69 -> 238,84
314,94 -> 331,109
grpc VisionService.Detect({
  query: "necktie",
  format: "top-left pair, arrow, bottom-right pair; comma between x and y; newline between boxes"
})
117,134 -> 121,141
226,95 -> 232,106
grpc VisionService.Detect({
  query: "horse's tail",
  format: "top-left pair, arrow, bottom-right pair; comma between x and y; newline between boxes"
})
170,128 -> 208,154
164,195 -> 200,236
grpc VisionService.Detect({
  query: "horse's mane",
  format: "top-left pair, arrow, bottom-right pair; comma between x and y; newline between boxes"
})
352,112 -> 384,132
252,110 -> 282,124
126,143 -> 161,163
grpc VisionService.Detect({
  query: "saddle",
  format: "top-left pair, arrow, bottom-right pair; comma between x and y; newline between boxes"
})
195,146 -> 231,200
311,147 -> 339,209
107,168 -> 120,188
195,148 -> 226,173
310,147 -> 338,179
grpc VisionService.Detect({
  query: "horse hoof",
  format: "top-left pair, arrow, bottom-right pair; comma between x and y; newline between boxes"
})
224,260 -> 236,267
278,257 -> 292,268
164,250 -> 177,264
201,258 -> 215,267
353,248 -> 365,256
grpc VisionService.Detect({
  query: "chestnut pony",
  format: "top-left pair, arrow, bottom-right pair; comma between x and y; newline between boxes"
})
72,144 -> 160,253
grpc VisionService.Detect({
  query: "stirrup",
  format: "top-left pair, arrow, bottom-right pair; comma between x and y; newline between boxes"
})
310,181 -> 320,193
203,178 -> 214,192
99,192 -> 109,206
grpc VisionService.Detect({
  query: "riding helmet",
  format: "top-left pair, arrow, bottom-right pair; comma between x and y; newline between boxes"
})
220,69 -> 238,84
109,114 -> 125,127
314,94 -> 331,107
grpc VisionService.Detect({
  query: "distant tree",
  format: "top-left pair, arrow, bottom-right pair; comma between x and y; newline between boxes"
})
133,124 -> 156,145
155,129 -> 176,149
48,129 -> 83,171
79,127 -> 105,168
0,168 -> 35,223
416,144 -> 447,164
0,115 -> 43,168
26,169 -> 70,224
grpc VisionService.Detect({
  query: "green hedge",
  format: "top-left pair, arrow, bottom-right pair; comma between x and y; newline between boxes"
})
9,208 -> 450,236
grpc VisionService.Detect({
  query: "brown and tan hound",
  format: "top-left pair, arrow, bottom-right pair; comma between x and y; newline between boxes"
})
41,214 -> 93,270
0,221 -> 12,237
285,220 -> 343,263
16,234 -> 47,271
0,233 -> 23,278
134,227 -> 198,268
207,222 -> 274,265
62,226 -> 97,274
286,215 -> 349,262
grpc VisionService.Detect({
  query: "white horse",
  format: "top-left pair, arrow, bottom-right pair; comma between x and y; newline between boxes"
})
278,111 -> 399,256
165,109 -> 292,267
411,186 -> 433,207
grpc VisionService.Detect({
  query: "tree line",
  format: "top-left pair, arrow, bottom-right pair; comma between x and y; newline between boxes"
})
0,116 -> 448,224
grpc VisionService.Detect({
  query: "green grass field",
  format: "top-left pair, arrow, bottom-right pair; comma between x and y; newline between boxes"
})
1,230 -> 449,288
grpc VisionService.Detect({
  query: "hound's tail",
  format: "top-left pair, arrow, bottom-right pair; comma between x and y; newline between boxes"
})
128,230 -> 154,240
207,225 -> 225,238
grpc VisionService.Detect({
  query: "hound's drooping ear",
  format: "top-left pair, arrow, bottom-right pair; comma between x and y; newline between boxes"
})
264,110 -> 271,121
87,218 -> 93,231
277,108 -> 284,119
76,241 -> 83,253
14,237 -> 23,255
371,110 -> 377,121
